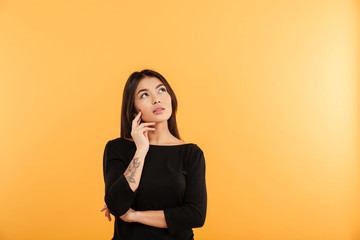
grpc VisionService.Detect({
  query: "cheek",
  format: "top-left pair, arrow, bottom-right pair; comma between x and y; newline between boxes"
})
164,94 -> 172,104
135,100 -> 149,111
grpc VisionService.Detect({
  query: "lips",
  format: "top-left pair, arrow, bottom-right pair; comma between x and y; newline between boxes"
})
153,107 -> 165,113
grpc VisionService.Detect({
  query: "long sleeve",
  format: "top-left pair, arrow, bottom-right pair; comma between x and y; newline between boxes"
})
103,140 -> 136,218
163,149 -> 207,234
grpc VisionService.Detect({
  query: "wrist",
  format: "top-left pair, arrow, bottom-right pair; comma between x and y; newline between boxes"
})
136,148 -> 148,156
133,210 -> 141,222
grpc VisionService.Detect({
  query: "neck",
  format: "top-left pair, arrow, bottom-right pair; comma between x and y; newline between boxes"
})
147,120 -> 174,145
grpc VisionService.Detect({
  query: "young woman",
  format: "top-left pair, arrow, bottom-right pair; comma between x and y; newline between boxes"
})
100,69 -> 207,240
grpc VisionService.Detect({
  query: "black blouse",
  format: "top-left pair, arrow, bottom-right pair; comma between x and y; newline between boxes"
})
103,137 -> 207,240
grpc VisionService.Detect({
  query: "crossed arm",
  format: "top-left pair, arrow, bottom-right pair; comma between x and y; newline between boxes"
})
100,204 -> 167,228
120,149 -> 167,228
120,208 -> 168,228
103,148 -> 167,228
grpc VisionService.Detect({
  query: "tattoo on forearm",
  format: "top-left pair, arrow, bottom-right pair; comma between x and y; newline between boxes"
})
125,157 -> 140,184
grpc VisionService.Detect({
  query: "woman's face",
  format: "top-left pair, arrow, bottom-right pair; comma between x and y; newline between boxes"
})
133,76 -> 172,123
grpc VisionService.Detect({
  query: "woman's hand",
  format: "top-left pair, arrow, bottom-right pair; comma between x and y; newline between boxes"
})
119,208 -> 137,223
100,204 -> 111,221
131,111 -> 155,152
99,204 -> 137,223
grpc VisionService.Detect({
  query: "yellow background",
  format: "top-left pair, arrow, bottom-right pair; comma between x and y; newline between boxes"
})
0,0 -> 359,239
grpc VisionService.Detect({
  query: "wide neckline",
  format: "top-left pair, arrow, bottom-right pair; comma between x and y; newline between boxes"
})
121,137 -> 194,147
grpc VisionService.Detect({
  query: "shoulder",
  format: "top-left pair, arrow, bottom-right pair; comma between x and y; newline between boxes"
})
107,137 -> 122,143
105,138 -> 119,150
189,143 -> 204,156
185,143 -> 205,167
104,137 -> 134,156
106,137 -> 132,147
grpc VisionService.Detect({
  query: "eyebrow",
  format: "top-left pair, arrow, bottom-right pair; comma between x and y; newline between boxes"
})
137,83 -> 165,95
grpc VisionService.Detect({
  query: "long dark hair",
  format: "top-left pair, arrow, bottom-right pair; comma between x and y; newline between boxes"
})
120,69 -> 181,140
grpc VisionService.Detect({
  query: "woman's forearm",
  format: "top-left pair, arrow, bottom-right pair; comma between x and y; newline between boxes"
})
123,149 -> 148,192
135,210 -> 168,228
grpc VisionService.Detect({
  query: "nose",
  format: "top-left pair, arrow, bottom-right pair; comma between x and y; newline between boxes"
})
153,99 -> 160,104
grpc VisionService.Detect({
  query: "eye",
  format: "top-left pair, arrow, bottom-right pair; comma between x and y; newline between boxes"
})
140,93 -> 148,98
140,88 -> 166,98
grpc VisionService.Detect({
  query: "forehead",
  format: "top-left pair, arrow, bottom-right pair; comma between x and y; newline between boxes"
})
136,76 -> 163,90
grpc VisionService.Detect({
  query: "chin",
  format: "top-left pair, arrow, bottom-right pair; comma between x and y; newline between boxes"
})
154,116 -> 171,123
